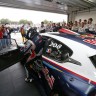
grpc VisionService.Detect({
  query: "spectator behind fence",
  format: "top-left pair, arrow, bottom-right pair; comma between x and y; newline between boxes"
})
46,23 -> 53,32
87,18 -> 96,34
83,19 -> 88,30
67,22 -> 73,30
56,23 -> 62,31
3,27 -> 8,39
78,19 -> 82,27
0,27 -> 3,50
0,27 -> 3,39
20,25 -> 26,42
62,22 -> 68,29
0,25 -> 9,49
39,22 -> 46,33
78,22 -> 86,33
52,23 -> 57,32
72,21 -> 78,32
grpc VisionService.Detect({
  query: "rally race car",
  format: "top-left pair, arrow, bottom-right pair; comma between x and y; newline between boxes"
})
38,29 -> 96,96
0,28 -> 96,96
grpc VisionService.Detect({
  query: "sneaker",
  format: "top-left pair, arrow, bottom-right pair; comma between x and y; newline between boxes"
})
29,79 -> 33,83
25,78 -> 33,83
25,78 -> 29,82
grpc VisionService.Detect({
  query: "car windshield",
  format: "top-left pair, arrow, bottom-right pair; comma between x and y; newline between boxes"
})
90,55 -> 96,68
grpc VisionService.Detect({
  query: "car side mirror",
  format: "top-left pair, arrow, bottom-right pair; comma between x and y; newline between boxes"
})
61,53 -> 69,61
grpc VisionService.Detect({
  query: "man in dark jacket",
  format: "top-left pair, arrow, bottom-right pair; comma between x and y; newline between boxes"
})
24,28 -> 45,82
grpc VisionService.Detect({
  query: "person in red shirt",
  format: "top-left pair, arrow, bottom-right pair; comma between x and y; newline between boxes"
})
0,26 -> 3,50
0,27 -> 3,39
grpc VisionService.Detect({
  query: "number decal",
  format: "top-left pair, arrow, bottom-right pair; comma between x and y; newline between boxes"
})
49,41 -> 62,50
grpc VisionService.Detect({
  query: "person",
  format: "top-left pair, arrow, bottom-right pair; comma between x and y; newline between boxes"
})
78,19 -> 82,27
20,25 -> 26,42
0,26 -> 3,39
62,22 -> 68,29
72,21 -> 78,32
1,25 -> 7,48
87,18 -> 95,34
46,23 -> 53,32
69,21 -> 73,30
52,23 -> 57,32
83,19 -> 88,30
0,26 -> 3,50
24,28 -> 45,82
67,22 -> 72,30
39,22 -> 46,33
78,22 -> 85,33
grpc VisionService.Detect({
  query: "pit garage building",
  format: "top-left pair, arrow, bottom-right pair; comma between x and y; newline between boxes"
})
0,0 -> 96,96
0,0 -> 96,23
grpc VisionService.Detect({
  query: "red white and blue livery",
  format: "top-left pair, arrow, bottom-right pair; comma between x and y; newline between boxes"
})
40,28 -> 96,96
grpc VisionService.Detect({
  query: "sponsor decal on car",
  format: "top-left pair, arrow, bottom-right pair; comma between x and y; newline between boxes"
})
83,39 -> 96,45
42,66 -> 55,89
79,34 -> 95,39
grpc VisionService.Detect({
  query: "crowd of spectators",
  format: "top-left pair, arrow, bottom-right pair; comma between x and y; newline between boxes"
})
71,18 -> 96,34
0,17 -> 96,50
39,18 -> 96,34
39,22 -> 62,33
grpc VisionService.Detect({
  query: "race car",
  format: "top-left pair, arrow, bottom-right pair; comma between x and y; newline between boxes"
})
33,28 -> 96,96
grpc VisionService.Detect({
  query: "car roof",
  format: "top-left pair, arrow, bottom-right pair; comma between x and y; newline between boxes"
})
41,32 -> 96,57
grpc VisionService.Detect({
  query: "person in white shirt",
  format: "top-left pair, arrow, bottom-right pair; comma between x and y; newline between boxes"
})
78,22 -> 85,33
39,22 -> 46,33
78,19 -> 82,28
83,19 -> 88,30
87,18 -> 95,34
72,21 -> 78,32
46,23 -> 53,32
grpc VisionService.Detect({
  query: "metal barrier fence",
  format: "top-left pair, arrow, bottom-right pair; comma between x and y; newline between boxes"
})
0,39 -> 11,50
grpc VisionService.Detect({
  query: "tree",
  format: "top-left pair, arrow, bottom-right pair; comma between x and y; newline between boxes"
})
0,18 -> 11,24
19,19 -> 33,25
42,19 -> 50,24
11,21 -> 19,24
28,21 -> 33,25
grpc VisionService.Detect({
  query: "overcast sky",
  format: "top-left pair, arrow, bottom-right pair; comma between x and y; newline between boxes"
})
0,6 -> 67,24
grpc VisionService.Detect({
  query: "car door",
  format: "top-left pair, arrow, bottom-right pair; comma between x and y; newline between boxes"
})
0,39 -> 22,71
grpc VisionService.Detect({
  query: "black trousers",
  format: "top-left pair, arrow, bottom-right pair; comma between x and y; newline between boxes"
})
25,56 -> 41,79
